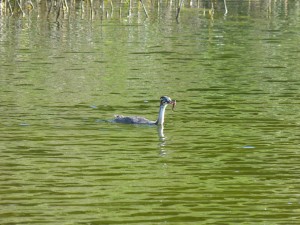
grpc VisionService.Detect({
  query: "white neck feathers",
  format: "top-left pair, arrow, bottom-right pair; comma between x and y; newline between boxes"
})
156,104 -> 167,125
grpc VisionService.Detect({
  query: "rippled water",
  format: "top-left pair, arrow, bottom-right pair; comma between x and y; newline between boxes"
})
1,1 -> 300,224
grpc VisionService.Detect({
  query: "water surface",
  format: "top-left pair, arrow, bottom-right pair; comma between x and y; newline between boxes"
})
1,1 -> 300,224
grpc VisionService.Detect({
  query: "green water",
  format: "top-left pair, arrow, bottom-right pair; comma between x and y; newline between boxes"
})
1,1 -> 300,224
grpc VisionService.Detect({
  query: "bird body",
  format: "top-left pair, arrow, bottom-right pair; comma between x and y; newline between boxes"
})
113,96 -> 175,125
113,115 -> 155,125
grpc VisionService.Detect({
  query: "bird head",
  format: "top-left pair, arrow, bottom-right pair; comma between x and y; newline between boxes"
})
160,96 -> 176,110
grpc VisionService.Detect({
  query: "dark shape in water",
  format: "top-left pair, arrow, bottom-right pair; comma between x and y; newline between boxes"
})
113,96 -> 176,125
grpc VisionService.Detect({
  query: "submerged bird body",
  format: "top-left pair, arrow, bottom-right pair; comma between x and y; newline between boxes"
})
113,96 -> 175,125
113,115 -> 155,125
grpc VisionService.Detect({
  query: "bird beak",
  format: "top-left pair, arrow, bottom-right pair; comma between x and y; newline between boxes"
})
161,99 -> 176,111
170,100 -> 176,111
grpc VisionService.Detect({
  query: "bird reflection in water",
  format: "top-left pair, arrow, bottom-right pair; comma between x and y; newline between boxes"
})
157,125 -> 168,157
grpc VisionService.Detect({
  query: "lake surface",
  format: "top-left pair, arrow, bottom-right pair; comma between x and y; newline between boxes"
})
1,1 -> 300,224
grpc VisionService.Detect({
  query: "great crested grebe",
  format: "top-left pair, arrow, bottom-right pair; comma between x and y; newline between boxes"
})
113,96 -> 176,125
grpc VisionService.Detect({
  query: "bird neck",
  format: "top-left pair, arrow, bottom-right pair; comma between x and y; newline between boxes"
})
156,104 -> 167,125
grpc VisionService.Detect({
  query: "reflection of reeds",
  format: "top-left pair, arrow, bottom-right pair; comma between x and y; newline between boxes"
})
0,0 -> 295,21
0,0 -> 143,19
139,0 -> 148,18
